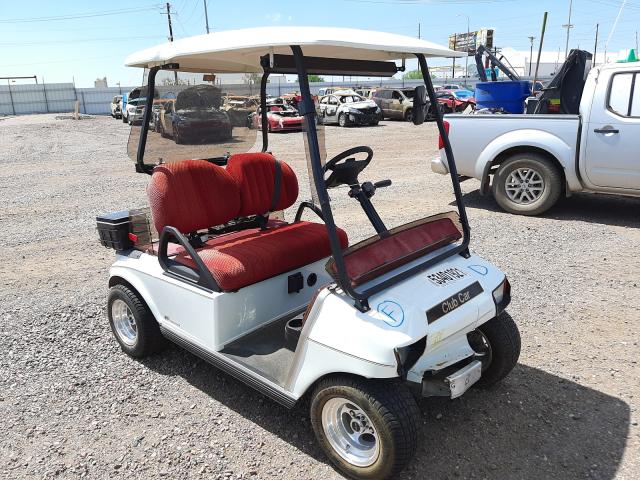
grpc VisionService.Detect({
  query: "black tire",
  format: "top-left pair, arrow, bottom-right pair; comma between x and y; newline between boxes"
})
107,284 -> 166,358
122,114 -> 127,123
310,376 -> 420,480
403,108 -> 413,122
473,312 -> 521,388
492,152 -> 562,216
338,113 -> 348,127
174,124 -> 184,144
370,120 -> 379,126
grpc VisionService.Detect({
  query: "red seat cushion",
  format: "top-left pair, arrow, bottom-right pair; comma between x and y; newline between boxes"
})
227,153 -> 299,216
174,221 -> 348,291
327,214 -> 462,286
148,160 -> 240,234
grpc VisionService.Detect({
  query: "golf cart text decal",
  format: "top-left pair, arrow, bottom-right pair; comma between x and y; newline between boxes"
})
426,282 -> 484,324
426,268 -> 467,286
377,300 -> 405,327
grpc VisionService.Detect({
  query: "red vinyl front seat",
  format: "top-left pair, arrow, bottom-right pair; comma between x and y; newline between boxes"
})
147,155 -> 348,291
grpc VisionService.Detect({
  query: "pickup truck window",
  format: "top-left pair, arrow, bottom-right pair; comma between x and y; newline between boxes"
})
608,72 -> 639,117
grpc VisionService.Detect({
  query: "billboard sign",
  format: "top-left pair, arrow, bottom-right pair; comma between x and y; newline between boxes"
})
448,28 -> 494,56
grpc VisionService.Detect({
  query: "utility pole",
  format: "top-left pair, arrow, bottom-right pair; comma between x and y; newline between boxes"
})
562,0 -> 574,60
457,14 -> 470,87
594,24 -> 599,65
161,2 -> 178,82
163,2 -> 174,42
417,22 -> 421,39
528,36 -> 536,76
203,0 -> 210,34
636,30 -> 638,55
604,0 -> 627,64
533,12 -> 548,95
452,34 -> 457,79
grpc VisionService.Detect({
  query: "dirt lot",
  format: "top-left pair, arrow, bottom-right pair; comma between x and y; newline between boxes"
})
1,114 -> 639,479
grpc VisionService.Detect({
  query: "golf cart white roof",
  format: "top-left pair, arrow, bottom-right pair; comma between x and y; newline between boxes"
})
125,26 -> 463,73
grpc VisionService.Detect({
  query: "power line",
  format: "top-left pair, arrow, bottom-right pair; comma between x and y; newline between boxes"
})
0,5 -> 163,24
0,36 -> 166,47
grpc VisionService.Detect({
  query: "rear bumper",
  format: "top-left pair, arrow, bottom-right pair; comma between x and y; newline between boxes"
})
431,151 -> 449,175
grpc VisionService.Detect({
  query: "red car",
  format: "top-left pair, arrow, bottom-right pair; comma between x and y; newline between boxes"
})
436,89 -> 476,113
249,104 -> 303,132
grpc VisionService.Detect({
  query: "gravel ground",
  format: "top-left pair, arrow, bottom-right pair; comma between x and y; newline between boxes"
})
1,113 -> 639,479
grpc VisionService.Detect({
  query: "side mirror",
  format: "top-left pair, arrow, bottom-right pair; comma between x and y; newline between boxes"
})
412,85 -> 428,125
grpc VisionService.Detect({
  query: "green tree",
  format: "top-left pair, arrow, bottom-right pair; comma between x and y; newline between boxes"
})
403,70 -> 423,80
402,70 -> 436,80
308,75 -> 325,82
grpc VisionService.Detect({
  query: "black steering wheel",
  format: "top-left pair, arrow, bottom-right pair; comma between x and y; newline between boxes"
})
323,146 -> 373,188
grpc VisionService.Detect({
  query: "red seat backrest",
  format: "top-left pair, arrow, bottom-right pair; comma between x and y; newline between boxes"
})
227,153 -> 299,216
148,160 -> 241,234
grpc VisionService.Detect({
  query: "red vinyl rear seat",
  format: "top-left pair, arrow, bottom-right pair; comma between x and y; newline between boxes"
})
147,155 -> 348,290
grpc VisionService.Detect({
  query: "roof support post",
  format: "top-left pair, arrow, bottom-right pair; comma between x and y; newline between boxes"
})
260,72 -> 269,152
136,66 -> 159,174
289,45 -> 369,311
416,54 -> 470,252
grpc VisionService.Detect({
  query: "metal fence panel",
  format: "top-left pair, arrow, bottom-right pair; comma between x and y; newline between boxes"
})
1,77 -> 551,117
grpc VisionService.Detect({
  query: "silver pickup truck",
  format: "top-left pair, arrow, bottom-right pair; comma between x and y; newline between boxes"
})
431,63 -> 640,215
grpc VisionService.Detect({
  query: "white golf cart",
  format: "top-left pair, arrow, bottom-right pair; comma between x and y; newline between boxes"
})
99,27 -> 520,479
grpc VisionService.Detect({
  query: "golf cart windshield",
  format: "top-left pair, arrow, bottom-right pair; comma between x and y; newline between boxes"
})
126,70 -> 258,165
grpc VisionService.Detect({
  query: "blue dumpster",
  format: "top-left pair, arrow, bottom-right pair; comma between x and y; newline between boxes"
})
474,81 -> 531,114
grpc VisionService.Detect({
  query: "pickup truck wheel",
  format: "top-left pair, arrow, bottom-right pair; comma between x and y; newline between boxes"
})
310,376 -> 420,480
492,153 -> 562,215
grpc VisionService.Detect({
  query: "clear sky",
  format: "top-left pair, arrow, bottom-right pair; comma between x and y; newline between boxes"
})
1,0 -> 639,87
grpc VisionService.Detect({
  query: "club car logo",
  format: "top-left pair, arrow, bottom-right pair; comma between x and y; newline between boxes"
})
468,265 -> 489,276
377,300 -> 405,327
426,267 -> 467,286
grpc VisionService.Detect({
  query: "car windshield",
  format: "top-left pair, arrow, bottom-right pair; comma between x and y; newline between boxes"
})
401,89 -> 415,99
453,90 -> 473,99
339,95 -> 365,103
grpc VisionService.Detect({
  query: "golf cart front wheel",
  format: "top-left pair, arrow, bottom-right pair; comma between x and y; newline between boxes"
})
107,284 -> 166,358
310,376 -> 420,479
470,312 -> 521,388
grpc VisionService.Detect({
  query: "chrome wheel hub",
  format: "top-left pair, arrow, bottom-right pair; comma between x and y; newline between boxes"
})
111,299 -> 137,346
321,397 -> 379,467
505,167 -> 544,204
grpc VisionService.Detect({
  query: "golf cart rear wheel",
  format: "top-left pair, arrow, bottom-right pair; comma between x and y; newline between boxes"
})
492,153 -> 562,216
107,284 -> 166,358
310,377 -> 420,479
472,312 -> 521,388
